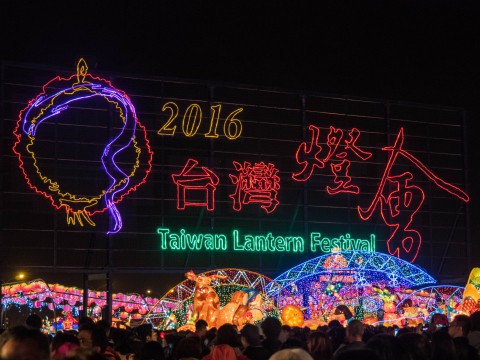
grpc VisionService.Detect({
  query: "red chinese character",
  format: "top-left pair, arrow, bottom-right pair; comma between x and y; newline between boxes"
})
358,128 -> 469,263
229,161 -> 280,213
292,125 -> 372,195
172,159 -> 219,211
381,172 -> 424,263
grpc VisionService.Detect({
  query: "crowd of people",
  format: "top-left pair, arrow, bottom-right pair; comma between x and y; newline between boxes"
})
2,311 -> 480,360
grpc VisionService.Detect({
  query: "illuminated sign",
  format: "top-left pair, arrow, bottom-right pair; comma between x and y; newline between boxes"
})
158,102 -> 243,139
12,59 -> 153,234
357,128 -> 469,262
10,59 -> 470,266
157,228 -> 375,254
291,125 -> 469,263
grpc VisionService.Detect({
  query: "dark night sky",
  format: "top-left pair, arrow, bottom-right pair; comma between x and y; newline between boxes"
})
2,1 -> 478,105
2,0 -> 480,294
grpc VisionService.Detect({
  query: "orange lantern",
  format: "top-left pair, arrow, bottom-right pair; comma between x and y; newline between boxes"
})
281,304 -> 304,327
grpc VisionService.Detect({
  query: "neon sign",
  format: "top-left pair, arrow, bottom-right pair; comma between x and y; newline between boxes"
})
357,128 -> 469,262
171,159 -> 281,213
158,102 -> 243,139
310,233 -> 376,253
291,125 -> 469,263
229,161 -> 280,213
12,59 -> 153,234
10,60 -> 470,267
157,228 -> 375,254
172,159 -> 219,210
292,125 -> 372,194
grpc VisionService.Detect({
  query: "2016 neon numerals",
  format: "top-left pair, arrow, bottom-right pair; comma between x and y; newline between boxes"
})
157,102 -> 243,139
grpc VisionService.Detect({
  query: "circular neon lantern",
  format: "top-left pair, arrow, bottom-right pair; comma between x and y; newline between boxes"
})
13,59 -> 153,233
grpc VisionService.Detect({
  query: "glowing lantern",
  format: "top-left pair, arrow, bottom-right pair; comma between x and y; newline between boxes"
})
281,305 -> 304,327
10,284 -> 21,294
138,307 -> 148,315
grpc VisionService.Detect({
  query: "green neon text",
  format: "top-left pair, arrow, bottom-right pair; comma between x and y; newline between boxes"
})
157,228 -> 375,254
233,230 -> 304,252
157,228 -> 227,250
310,233 -> 375,252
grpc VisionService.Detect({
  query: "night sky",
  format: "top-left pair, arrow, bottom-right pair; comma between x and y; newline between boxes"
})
2,0 -> 479,295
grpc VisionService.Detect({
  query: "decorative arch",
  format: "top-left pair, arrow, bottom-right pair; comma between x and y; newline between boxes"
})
267,250 -> 436,297
144,268 -> 290,329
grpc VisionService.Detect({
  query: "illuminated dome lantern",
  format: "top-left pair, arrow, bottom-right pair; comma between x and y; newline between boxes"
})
266,250 -> 436,320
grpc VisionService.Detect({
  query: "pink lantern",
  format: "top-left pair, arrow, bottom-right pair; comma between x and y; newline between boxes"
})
48,303 -> 55,311
63,305 -> 72,312
33,301 -> 42,308
120,311 -> 128,319
53,297 -> 63,305
138,307 -> 148,315
68,298 -> 77,306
